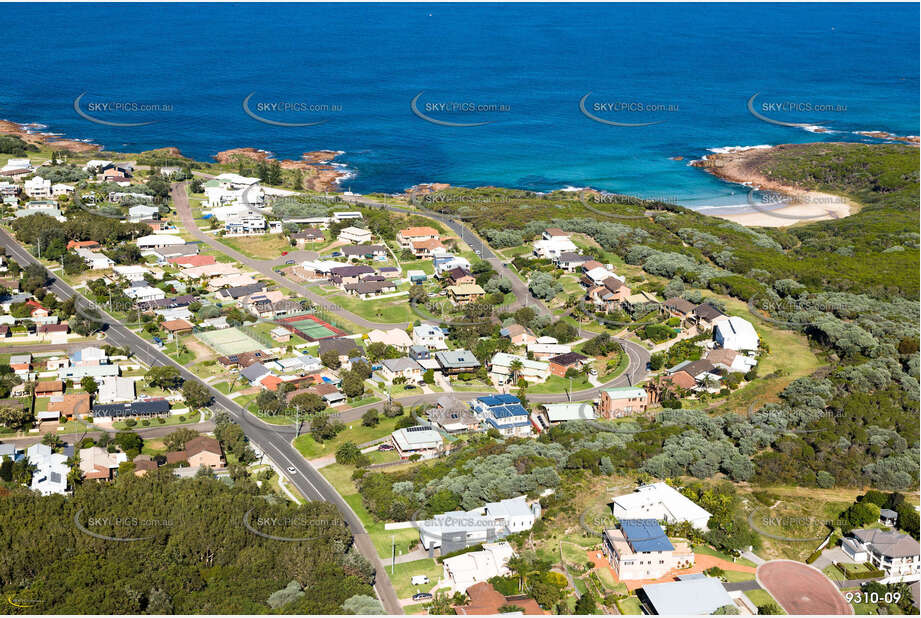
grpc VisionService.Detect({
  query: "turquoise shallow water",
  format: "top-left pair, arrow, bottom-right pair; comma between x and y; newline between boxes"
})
0,3 -> 917,209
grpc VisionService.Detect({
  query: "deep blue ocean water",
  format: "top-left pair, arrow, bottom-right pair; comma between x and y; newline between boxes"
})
1,3 -> 917,209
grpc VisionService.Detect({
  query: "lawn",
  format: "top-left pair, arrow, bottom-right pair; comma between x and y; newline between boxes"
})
527,374 -> 592,394
386,558 -> 444,599
692,544 -> 758,568
219,233 -> 291,260
593,567 -> 628,594
293,415 -> 403,459
112,413 -> 200,430
320,463 -> 420,558
326,291 -> 414,324
744,589 -> 785,613
616,596 -> 644,615
721,569 -> 757,582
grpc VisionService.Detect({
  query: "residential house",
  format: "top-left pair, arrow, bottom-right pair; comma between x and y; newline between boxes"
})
411,237 -> 445,258
692,303 -> 728,329
225,213 -> 274,235
70,346 -> 107,366
542,227 -> 569,240
66,240 -> 101,251
124,285 -> 166,304
434,349 -> 481,375
556,251 -> 590,272
713,316 -> 759,352
588,277 -> 631,311
500,324 -> 537,347
291,228 -> 324,245
341,244 -> 387,261
443,267 -> 476,286
96,377 -> 136,404
705,348 -> 757,374
168,254 -> 216,268
443,542 -> 516,594
217,282 -> 265,300
391,425 -> 444,460
610,482 -> 712,530
598,386 -> 650,418
548,352 -> 588,377
470,394 -> 532,437
52,183 -> 75,196
24,176 -> 52,198
162,318 -> 194,335
3,157 -> 32,172
622,291 -> 658,312
447,283 -> 486,306
406,269 -> 427,283
26,443 -> 70,495
601,519 -> 695,580
427,400 -> 480,433
337,226 -> 372,244
843,529 -> 920,583
35,380 -> 64,397
368,328 -> 413,352
270,326 -> 291,343
46,393 -> 91,421
419,495 -> 540,552
526,341 -> 572,361
240,363 -> 272,385
543,402 -> 595,424
332,211 -> 363,222
397,226 -> 440,249
412,323 -> 448,350
380,357 -> 424,383
329,265 -> 375,287
184,436 -> 225,470
532,236 -> 577,259
91,399 -> 170,419
409,345 -> 431,361
128,205 -> 159,222
639,578 -> 735,616
344,278 -> 397,298
664,297 -> 696,319
9,353 -> 31,373
133,454 -> 159,477
318,337 -> 362,362
79,446 -> 127,480
433,254 -> 471,276
453,582 -> 545,615
665,360 -> 720,390
136,234 -> 186,250
379,266 -> 400,279
489,352 -> 550,385
76,247 -> 114,270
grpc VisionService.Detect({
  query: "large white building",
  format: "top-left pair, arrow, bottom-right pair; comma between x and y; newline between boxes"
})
713,316 -> 759,352
418,496 -> 541,552
412,323 -> 448,350
136,234 -> 185,249
532,237 -> 578,259
26,443 -> 69,495
610,482 -> 712,530
442,542 -> 516,593
24,176 -> 52,198
843,529 -> 921,583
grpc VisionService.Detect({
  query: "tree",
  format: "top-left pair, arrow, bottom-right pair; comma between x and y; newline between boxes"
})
335,442 -> 364,466
41,433 -> 63,449
361,409 -> 380,427
113,431 -> 143,458
310,413 -> 345,442
80,376 -> 99,395
320,350 -> 341,369
182,379 -> 212,409
341,371 -> 365,398
146,366 -> 183,390
528,271 -> 563,300
713,604 -> 740,614
423,369 -> 435,384
509,359 -> 524,384
0,405 -> 33,431
289,392 -> 325,416
758,603 -> 783,615
341,594 -> 383,615
574,592 -> 597,614
164,427 -> 199,451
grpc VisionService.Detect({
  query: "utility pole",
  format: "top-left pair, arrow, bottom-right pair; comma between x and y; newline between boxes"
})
391,535 -> 395,575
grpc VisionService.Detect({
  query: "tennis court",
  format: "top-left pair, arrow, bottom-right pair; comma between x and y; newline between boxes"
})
275,314 -> 346,341
196,327 -> 265,355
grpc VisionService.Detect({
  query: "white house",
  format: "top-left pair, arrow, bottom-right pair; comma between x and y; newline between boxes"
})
338,226 -> 372,244
610,482 -> 712,531
367,328 -> 413,351
442,542 -> 516,593
96,376 -> 136,404
418,496 -> 541,551
123,285 -> 166,303
532,237 -> 577,259
412,323 -> 448,350
713,316 -> 759,352
52,183 -> 75,196
843,529 -> 920,583
128,205 -> 159,222
3,157 -> 32,172
24,176 -> 52,198
26,443 -> 69,496
489,352 -> 550,385
76,247 -> 114,270
136,234 -> 185,250
112,264 -> 150,281
391,425 -> 443,460
380,357 -> 424,383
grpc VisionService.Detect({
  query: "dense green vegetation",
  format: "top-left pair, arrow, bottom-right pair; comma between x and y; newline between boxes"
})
0,472 -> 374,613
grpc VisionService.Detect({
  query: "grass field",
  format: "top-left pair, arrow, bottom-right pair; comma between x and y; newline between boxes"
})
219,233 -> 291,260
196,327 -> 265,355
327,291 -> 414,324
386,558 -> 444,599
527,373 -> 592,394
744,589 -> 785,613
616,597 -> 644,615
293,414 -> 404,459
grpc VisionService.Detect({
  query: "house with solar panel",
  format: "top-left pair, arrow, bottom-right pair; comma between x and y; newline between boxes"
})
601,519 -> 695,580
469,395 -> 533,437
391,425 -> 444,460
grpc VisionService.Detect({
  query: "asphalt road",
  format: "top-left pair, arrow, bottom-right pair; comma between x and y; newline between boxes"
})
0,228 -> 403,615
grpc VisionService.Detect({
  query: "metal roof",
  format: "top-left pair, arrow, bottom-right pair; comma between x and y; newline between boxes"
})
620,519 -> 674,553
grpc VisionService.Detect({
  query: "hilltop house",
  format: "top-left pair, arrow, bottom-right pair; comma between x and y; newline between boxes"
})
397,226 -> 440,249
337,226 -> 372,244
26,443 -> 69,495
418,495 -> 541,552
602,519 -> 695,580
843,529 -> 921,583
391,425 -> 444,460
412,323 -> 448,350
434,349 -> 481,375
598,386 -> 650,418
713,316 -> 759,352
610,482 -> 712,530
489,352 -> 550,385
470,394 -> 532,437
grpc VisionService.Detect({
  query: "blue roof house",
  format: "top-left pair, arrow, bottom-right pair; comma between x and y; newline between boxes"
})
469,394 -> 532,437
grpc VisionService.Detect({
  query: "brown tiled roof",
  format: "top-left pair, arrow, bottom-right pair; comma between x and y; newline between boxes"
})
165,451 -> 188,464
185,435 -> 222,457
35,380 -> 64,395
455,582 -> 546,615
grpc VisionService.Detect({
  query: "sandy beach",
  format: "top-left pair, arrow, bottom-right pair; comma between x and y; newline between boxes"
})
691,144 -> 858,227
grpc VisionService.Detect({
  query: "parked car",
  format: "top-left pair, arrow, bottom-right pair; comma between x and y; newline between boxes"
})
411,575 -> 430,586
331,251 -> 342,257
589,368 -> 598,376
285,259 -> 295,265
281,251 -> 288,256
378,443 -> 395,452
412,593 -> 433,601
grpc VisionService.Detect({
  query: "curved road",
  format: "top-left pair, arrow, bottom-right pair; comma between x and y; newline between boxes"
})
0,228 -> 403,615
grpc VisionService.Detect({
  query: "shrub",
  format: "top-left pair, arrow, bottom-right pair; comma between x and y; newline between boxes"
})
124,419 -> 137,428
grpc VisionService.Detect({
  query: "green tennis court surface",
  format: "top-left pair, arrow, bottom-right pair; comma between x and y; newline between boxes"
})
276,315 -> 345,341
197,327 -> 265,355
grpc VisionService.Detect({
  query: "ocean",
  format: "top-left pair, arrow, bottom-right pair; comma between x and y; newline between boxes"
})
1,3 -> 917,209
